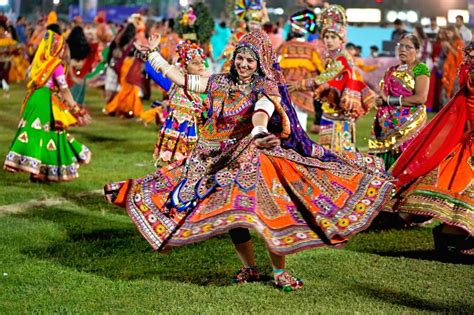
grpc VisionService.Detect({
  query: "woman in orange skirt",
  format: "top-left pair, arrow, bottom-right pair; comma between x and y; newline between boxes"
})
103,23 -> 143,118
105,30 -> 393,291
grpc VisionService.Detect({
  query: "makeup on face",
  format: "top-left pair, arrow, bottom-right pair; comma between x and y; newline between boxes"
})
234,52 -> 258,80
323,32 -> 342,51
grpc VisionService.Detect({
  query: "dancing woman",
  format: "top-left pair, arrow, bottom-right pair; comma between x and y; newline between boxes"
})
105,30 -> 393,291
3,30 -> 91,182
391,43 -> 474,255
368,34 -> 430,170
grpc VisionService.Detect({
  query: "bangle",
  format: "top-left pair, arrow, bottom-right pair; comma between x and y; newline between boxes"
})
251,125 -> 269,138
70,104 -> 81,114
163,65 -> 173,77
399,95 -> 403,107
149,51 -> 169,71
186,74 -> 200,92
388,96 -> 398,106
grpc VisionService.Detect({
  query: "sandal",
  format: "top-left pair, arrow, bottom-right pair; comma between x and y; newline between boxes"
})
309,124 -> 320,134
231,267 -> 261,284
274,271 -> 303,292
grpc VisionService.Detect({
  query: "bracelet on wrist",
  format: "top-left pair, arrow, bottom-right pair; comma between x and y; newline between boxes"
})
251,125 -> 269,139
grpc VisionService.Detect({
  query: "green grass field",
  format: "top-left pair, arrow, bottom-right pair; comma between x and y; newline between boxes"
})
0,84 -> 472,313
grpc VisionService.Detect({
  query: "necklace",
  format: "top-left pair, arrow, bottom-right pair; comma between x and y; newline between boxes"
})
236,77 -> 254,90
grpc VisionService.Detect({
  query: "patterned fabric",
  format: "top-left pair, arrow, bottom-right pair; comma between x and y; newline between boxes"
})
307,50 -> 375,152
369,63 -> 429,169
105,72 -> 393,255
105,30 -> 393,256
319,119 -> 356,152
154,84 -> 201,163
392,135 -> 473,236
278,39 -> 323,113
391,65 -> 474,236
3,87 -> 91,181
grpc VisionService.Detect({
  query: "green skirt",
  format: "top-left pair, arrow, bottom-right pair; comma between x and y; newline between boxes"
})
3,87 -> 91,181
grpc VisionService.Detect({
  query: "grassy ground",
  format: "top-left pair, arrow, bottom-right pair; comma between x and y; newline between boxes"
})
0,84 -> 472,313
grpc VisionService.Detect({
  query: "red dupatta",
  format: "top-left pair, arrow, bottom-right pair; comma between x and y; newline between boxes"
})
391,65 -> 469,186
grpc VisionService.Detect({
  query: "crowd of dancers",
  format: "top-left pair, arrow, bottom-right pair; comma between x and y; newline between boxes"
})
1,1 -> 472,292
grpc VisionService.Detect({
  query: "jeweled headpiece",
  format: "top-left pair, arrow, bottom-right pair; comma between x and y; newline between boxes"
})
232,29 -> 284,83
317,5 -> 347,41
176,40 -> 206,68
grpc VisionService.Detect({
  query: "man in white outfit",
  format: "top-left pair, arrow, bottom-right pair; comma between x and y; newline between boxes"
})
455,15 -> 472,43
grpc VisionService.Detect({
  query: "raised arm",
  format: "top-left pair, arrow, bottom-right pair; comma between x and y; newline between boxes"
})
145,61 -> 172,92
138,34 -> 209,93
54,64 -> 90,125
148,51 -> 209,93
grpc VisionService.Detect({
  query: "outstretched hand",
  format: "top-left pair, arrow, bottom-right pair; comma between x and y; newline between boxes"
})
254,134 -> 281,149
133,33 -> 161,53
287,81 -> 299,93
148,33 -> 161,50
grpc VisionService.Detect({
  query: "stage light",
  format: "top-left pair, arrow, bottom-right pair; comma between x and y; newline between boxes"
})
386,10 -> 397,23
420,17 -> 431,26
179,0 -> 189,7
448,9 -> 469,23
0,0 -> 8,5
346,8 -> 381,23
406,11 -> 418,23
397,11 -> 407,21
53,0 -> 60,4
274,8 -> 284,15
436,16 -> 447,27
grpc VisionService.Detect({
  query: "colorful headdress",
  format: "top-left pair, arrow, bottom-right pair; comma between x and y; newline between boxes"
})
174,2 -> 214,44
47,11 -> 58,25
463,41 -> 474,70
289,9 -> 317,35
317,5 -> 347,40
464,42 -> 474,58
28,30 -> 65,88
176,40 -> 205,68
234,0 -> 268,24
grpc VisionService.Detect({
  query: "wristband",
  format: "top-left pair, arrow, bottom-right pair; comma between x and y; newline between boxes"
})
149,51 -> 169,72
251,125 -> 269,138
388,96 -> 398,106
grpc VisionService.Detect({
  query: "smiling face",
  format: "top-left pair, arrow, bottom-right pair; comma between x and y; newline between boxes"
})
234,51 -> 258,81
397,37 -> 417,65
185,56 -> 206,75
323,31 -> 342,52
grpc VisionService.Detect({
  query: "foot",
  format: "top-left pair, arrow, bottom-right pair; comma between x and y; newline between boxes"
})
29,174 -> 46,183
274,271 -> 303,292
231,267 -> 261,284
309,124 -> 320,134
